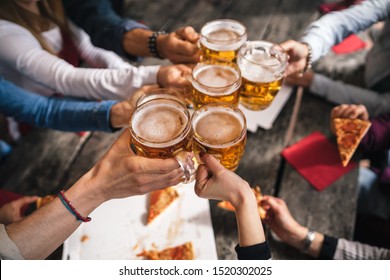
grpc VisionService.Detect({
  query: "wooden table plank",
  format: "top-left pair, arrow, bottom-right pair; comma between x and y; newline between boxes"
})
0,129 -> 87,196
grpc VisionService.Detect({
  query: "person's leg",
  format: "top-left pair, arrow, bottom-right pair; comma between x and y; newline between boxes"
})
358,166 -> 390,220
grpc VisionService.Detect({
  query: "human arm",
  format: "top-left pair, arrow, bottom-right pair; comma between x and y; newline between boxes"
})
63,0 -> 150,59
261,196 -> 324,258
301,0 -> 390,62
286,71 -> 390,116
63,0 -> 200,63
0,77 -> 133,132
280,0 -> 390,75
2,130 -> 184,259
194,154 -> 270,260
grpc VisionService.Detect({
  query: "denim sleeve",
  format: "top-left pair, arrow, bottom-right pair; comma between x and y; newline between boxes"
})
0,77 -> 117,132
63,0 -> 150,59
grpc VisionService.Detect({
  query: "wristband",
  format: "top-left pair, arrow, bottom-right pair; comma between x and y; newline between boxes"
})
148,31 -> 166,59
58,190 -> 91,223
299,42 -> 313,77
301,230 -> 315,254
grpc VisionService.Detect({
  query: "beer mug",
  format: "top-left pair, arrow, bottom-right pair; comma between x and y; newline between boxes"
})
237,40 -> 288,111
200,19 -> 247,62
191,60 -> 242,109
129,98 -> 196,183
191,103 -> 247,171
135,88 -> 186,107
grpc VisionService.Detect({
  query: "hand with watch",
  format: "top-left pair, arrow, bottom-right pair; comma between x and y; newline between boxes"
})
261,195 -> 325,257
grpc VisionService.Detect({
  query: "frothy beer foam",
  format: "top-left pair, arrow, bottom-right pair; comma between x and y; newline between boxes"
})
133,104 -> 187,143
207,29 -> 240,41
195,110 -> 243,146
238,53 -> 283,83
195,65 -> 238,88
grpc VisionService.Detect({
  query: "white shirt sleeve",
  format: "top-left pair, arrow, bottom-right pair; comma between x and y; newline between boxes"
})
301,0 -> 390,62
310,73 -> 390,116
0,224 -> 24,260
0,21 -> 159,101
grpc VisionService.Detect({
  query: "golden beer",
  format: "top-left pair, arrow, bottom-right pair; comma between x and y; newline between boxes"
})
191,61 -> 241,109
237,40 -> 287,111
191,103 -> 247,171
200,19 -> 247,62
130,99 -> 192,159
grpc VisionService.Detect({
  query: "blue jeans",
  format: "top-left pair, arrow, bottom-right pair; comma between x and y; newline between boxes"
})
358,165 -> 390,220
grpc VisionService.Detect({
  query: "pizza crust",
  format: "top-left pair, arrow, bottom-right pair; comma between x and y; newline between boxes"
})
217,186 -> 266,219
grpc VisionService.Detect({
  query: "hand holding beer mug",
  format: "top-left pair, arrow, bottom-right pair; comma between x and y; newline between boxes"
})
237,40 -> 288,111
130,99 -> 196,183
191,103 -> 247,171
191,60 -> 242,109
200,19 -> 247,62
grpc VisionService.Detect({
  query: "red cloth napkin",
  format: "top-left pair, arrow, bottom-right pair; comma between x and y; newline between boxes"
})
332,34 -> 366,54
281,131 -> 357,191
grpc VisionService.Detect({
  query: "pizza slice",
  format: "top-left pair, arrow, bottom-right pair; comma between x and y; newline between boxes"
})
137,242 -> 194,260
147,187 -> 179,224
217,186 -> 266,219
333,118 -> 371,167
36,194 -> 56,209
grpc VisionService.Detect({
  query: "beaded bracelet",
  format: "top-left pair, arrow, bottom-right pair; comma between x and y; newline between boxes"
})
148,31 -> 166,59
299,42 -> 313,77
58,190 -> 91,223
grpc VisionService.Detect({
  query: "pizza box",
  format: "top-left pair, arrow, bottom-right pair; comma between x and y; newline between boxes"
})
62,182 -> 218,260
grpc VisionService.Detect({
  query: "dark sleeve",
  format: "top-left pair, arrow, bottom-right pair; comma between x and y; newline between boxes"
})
359,114 -> 390,152
235,242 -> 271,260
63,0 -> 150,58
318,235 -> 338,260
0,76 -> 117,132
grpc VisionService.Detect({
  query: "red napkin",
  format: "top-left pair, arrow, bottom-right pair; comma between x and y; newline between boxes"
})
319,0 -> 363,14
332,34 -> 366,54
281,131 -> 357,191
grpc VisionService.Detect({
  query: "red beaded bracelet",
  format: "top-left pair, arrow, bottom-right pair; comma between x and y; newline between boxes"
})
58,190 -> 91,223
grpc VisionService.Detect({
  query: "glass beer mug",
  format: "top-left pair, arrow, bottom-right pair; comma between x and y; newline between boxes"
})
237,40 -> 288,111
130,98 -> 196,183
200,19 -> 247,63
190,60 -> 242,109
191,103 -> 247,171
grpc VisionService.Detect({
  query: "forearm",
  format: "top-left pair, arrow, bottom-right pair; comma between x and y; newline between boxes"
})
310,73 -> 390,116
234,190 -> 265,247
301,0 -> 389,61
0,80 -> 119,132
284,226 -> 325,258
5,172 -> 105,259
64,0 -> 150,58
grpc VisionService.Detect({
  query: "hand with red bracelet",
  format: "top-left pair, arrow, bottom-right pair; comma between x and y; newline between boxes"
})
3,130 -> 183,259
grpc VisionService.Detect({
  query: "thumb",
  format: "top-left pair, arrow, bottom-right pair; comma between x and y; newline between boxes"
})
194,164 -> 211,197
201,154 -> 225,174
15,196 -> 39,207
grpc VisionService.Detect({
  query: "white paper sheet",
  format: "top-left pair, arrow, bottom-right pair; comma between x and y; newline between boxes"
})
62,182 -> 218,260
240,85 -> 293,132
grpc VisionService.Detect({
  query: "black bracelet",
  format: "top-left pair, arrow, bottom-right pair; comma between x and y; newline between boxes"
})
148,31 -> 166,59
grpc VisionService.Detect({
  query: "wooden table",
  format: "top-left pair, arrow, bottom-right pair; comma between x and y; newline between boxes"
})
0,0 -> 358,259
